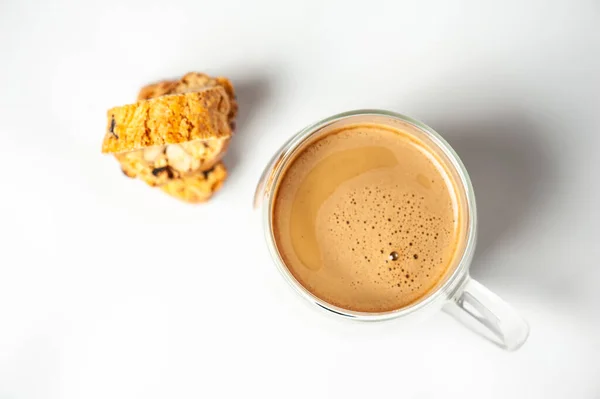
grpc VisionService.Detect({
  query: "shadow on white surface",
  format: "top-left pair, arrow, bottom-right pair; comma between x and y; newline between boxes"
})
223,75 -> 274,175
443,116 -> 551,253
429,113 -> 566,300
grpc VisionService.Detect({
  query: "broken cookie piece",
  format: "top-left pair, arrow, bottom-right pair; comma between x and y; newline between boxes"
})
102,72 -> 237,203
160,162 -> 228,203
115,138 -> 229,187
102,87 -> 232,154
137,72 -> 238,130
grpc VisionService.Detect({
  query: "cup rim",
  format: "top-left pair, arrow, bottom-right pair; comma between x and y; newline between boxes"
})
262,109 -> 478,321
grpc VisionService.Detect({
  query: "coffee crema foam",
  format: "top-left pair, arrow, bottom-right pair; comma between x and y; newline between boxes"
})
273,124 -> 462,313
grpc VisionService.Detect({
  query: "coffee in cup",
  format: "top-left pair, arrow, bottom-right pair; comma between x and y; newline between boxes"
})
272,123 -> 463,313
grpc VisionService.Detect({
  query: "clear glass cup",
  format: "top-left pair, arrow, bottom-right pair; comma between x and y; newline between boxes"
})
254,110 -> 529,351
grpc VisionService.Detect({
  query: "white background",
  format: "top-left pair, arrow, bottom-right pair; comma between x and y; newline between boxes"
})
1,0 -> 599,398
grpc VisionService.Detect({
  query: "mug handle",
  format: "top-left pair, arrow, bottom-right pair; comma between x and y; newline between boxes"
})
443,275 -> 529,351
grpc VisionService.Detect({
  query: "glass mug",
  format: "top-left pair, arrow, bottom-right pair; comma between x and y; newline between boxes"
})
254,110 -> 529,351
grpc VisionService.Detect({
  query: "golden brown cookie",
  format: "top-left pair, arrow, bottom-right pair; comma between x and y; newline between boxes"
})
103,72 -> 236,203
136,80 -> 178,100
112,73 -> 236,187
102,88 -> 232,154
160,163 -> 228,203
137,72 -> 238,129
115,138 -> 230,187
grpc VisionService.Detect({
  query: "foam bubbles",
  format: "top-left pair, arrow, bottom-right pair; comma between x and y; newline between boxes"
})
325,181 -> 456,301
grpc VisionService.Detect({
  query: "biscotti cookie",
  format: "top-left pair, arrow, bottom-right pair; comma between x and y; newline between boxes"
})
160,162 -> 228,203
111,74 -> 235,187
102,87 -> 232,154
137,72 -> 237,129
103,72 -> 236,202
136,80 -> 178,101
115,138 -> 230,187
